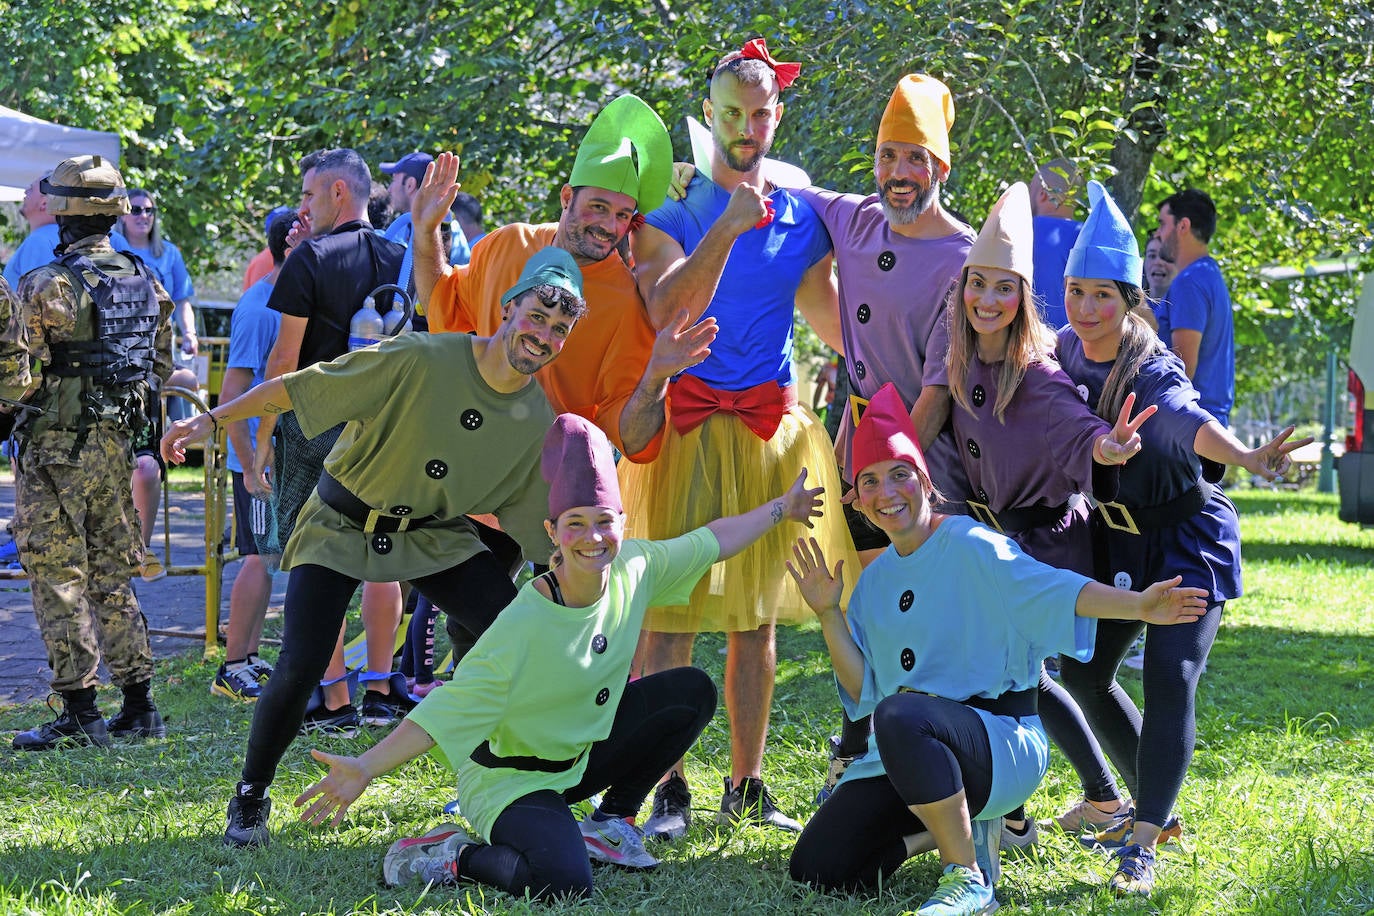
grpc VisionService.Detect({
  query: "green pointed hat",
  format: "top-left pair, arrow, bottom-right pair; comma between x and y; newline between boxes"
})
568,94 -> 672,213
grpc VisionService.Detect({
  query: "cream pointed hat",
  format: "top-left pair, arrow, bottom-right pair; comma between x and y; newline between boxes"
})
963,181 -> 1033,286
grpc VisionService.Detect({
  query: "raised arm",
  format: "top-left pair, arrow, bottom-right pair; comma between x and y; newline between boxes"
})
706,467 -> 822,560
786,536 -> 865,702
631,183 -> 771,330
162,377 -> 292,465
1193,422 -> 1311,482
617,308 -> 718,458
411,152 -> 462,315
1074,575 -> 1207,623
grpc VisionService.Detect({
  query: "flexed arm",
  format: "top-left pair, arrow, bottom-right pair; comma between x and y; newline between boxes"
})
631,183 -> 771,330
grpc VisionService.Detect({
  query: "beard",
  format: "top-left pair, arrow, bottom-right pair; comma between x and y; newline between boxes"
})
563,221 -> 619,263
715,135 -> 769,173
506,332 -> 553,376
878,175 -> 940,225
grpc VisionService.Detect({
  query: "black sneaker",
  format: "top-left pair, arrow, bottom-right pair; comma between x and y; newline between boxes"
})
225,782 -> 272,848
12,696 -> 110,751
642,772 -> 692,841
246,654 -> 274,684
107,707 -> 167,739
360,689 -> 416,727
299,703 -> 361,737
717,776 -> 802,832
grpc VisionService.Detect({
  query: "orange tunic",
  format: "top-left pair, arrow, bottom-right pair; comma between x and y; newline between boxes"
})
427,223 -> 661,462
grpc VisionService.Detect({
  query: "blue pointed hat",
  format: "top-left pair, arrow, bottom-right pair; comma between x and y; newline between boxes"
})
1064,180 -> 1143,285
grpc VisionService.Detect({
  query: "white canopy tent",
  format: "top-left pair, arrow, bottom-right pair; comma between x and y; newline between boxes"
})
0,105 -> 121,202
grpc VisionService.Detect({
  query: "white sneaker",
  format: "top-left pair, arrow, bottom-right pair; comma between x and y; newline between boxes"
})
381,823 -> 471,887
578,812 -> 660,870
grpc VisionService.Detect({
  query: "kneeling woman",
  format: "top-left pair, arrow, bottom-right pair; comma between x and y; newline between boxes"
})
295,414 -> 825,902
786,384 -> 1206,916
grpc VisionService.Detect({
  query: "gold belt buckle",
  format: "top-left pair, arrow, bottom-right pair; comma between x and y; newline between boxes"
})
363,508 -> 410,534
965,500 -> 1004,533
1097,501 -> 1140,535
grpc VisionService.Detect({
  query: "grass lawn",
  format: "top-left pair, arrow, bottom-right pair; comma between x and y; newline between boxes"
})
0,489 -> 1371,914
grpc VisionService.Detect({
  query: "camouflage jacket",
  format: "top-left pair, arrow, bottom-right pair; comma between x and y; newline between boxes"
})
6,235 -> 174,447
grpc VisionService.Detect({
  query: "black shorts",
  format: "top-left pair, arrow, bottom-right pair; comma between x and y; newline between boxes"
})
231,471 -> 269,556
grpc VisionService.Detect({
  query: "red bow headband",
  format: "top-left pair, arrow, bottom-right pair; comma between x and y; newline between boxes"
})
711,38 -> 801,91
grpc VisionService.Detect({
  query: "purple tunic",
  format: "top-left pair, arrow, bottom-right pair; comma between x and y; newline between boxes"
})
950,358 -> 1110,575
796,187 -> 974,499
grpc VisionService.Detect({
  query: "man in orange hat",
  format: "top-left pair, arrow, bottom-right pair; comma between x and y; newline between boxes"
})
794,73 -> 978,802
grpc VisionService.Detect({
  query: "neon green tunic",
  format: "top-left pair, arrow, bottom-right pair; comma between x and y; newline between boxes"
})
407,528 -> 720,840
280,332 -> 555,580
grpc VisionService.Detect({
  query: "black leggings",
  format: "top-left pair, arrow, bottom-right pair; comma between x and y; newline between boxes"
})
792,692 -> 992,892
1058,602 -> 1223,828
460,667 -> 717,900
241,556 -> 518,785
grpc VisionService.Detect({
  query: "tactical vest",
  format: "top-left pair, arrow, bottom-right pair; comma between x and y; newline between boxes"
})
26,250 -> 161,452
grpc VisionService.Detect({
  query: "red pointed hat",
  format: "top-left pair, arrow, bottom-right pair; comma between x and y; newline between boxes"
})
542,414 -> 623,520
850,383 -> 929,480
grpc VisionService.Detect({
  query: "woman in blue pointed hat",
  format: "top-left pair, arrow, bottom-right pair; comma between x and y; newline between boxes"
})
1055,180 -> 1309,896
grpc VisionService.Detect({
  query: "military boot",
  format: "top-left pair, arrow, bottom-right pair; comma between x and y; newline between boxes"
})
13,693 -> 111,750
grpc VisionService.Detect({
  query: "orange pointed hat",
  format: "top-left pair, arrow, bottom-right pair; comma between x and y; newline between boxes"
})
876,74 -> 955,171
850,383 -> 929,480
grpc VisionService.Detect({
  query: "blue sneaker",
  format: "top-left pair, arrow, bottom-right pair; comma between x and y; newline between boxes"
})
916,863 -> 999,915
1109,843 -> 1156,896
0,540 -> 18,563
970,817 -> 1001,887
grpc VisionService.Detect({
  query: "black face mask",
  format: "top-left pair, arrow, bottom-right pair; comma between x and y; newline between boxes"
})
56,215 -> 118,250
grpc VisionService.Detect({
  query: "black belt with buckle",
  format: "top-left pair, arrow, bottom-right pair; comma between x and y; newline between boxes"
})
899,686 -> 1038,719
316,471 -> 442,533
965,500 -> 1069,535
470,739 -> 583,773
1097,479 -> 1211,535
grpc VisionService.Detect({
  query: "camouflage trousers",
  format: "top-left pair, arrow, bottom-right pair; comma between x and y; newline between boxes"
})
14,428 -> 152,692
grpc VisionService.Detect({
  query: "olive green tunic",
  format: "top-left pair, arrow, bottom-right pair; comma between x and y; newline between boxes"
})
280,332 -> 555,580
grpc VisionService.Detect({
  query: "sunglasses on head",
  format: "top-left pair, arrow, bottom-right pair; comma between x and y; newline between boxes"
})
129,206 -> 156,216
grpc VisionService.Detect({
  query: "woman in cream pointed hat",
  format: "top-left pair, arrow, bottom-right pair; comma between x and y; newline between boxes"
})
946,182 -> 1155,846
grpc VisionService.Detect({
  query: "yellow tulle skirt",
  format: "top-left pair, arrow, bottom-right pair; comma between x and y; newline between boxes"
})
619,405 -> 858,633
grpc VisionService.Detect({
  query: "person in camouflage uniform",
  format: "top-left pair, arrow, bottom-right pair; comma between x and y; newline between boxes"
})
2,155 -> 174,750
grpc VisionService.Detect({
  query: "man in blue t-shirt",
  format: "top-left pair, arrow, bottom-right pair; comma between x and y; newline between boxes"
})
1029,158 -> 1083,330
3,173 -> 61,288
1154,189 -> 1235,426
211,208 -> 293,703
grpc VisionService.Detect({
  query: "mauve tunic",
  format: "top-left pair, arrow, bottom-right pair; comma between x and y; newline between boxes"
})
949,357 -> 1112,575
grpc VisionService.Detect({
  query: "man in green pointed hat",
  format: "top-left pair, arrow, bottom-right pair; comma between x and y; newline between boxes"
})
414,93 -> 715,465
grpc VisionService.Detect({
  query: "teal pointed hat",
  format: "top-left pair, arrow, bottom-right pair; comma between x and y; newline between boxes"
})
568,94 -> 673,213
1065,180 -> 1143,284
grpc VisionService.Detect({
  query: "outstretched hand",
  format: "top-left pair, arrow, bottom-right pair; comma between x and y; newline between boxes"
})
1245,425 -> 1312,482
786,536 -> 845,617
160,413 -> 215,466
647,308 -> 717,382
777,468 -> 825,529
413,152 -> 461,236
1097,392 -> 1157,465
294,748 -> 373,827
1137,575 -> 1208,625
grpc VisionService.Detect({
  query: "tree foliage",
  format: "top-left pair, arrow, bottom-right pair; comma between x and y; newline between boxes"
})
2,0 -> 1370,400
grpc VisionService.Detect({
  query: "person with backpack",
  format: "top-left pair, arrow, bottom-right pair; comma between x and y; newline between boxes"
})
1,155 -> 175,750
